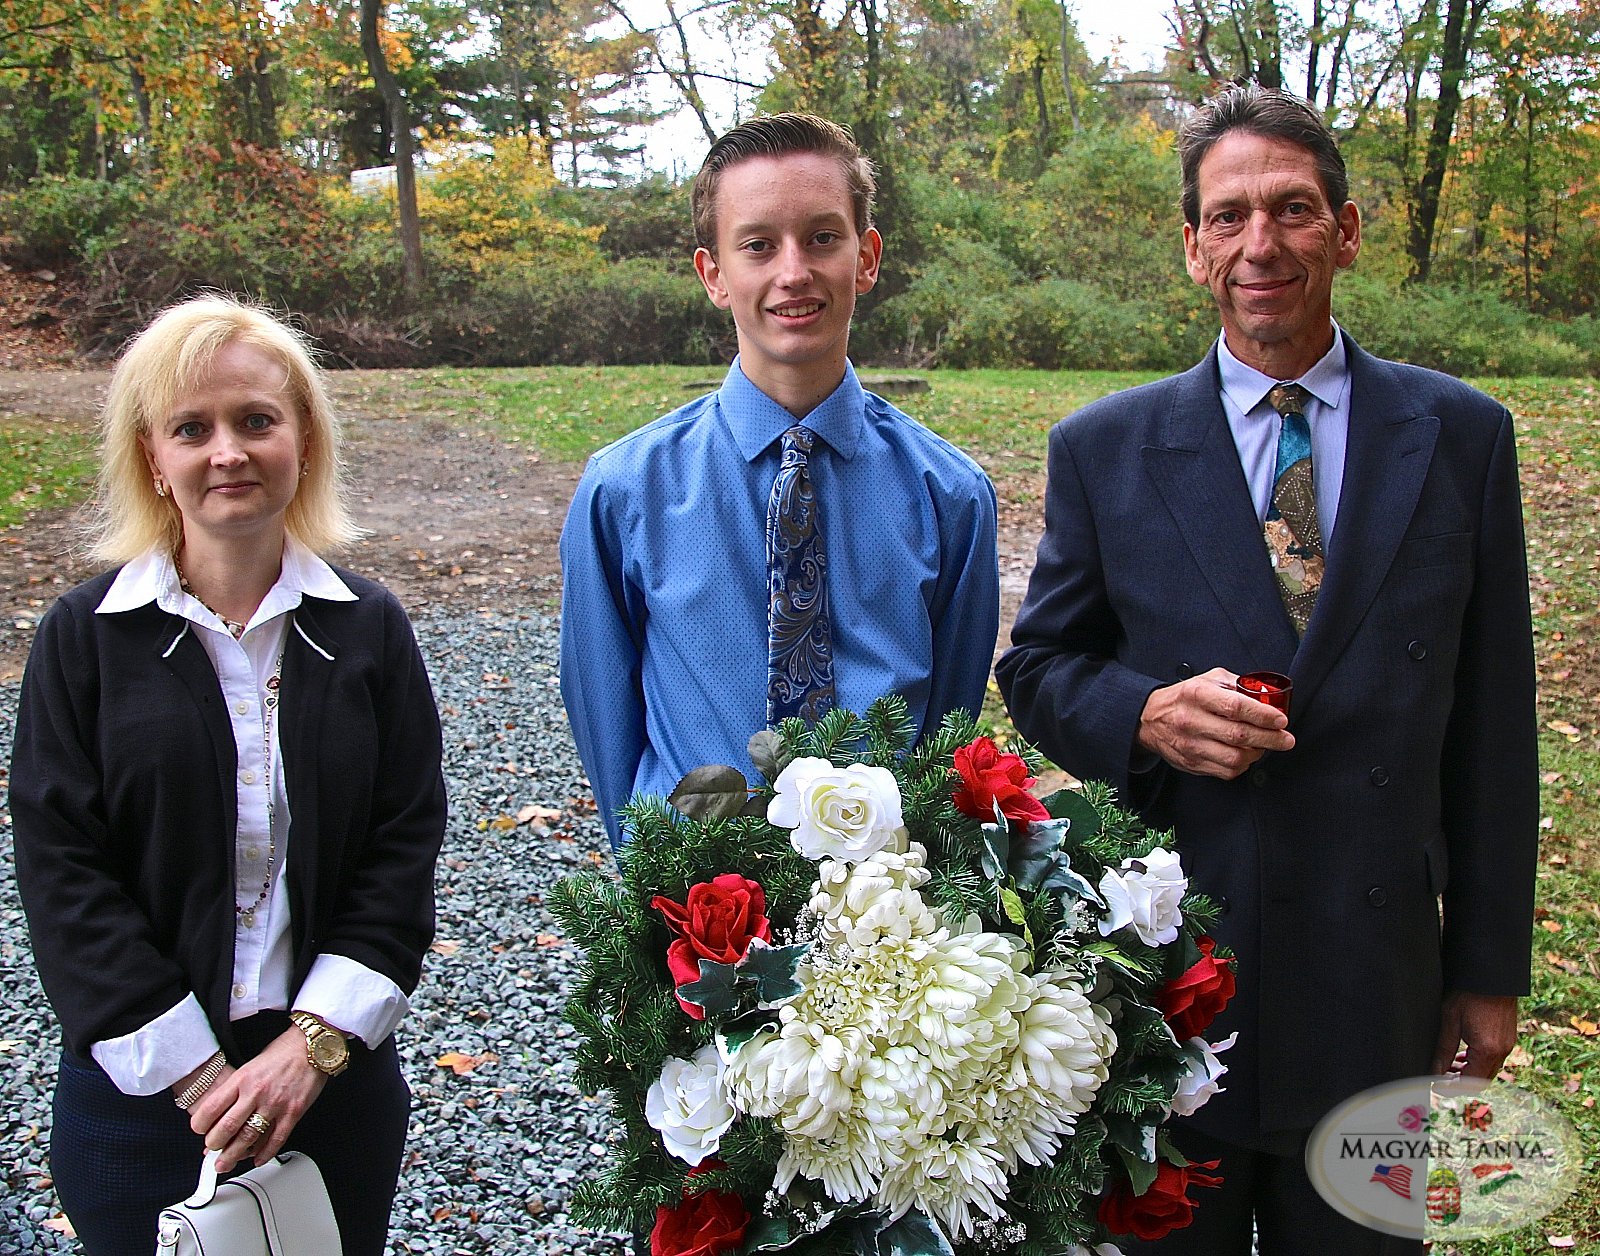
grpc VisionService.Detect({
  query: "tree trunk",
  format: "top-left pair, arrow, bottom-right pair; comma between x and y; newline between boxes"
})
360,0 -> 424,297
1406,0 -> 1485,282
1058,0 -> 1080,133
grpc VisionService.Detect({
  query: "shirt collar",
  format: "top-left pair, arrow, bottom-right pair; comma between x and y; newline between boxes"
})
717,357 -> 865,463
96,537 -> 356,621
1217,322 -> 1350,417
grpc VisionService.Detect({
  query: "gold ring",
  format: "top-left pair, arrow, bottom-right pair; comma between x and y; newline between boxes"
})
244,1112 -> 273,1136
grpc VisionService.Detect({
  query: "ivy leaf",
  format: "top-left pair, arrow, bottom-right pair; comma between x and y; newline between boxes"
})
1040,788 -> 1103,838
747,729 -> 792,784
979,819 -> 1010,881
738,937 -> 810,1006
1008,817 -> 1071,890
745,1215 -> 801,1250
675,957 -> 740,1018
1115,1144 -> 1161,1197
1104,1113 -> 1158,1162
873,1209 -> 956,1256
716,1011 -> 777,1060
669,765 -> 749,822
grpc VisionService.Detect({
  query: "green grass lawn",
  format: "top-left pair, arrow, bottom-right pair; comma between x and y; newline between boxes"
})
3,366 -> 1595,1245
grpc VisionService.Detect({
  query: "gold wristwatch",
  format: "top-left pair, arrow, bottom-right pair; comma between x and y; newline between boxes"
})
290,1011 -> 350,1077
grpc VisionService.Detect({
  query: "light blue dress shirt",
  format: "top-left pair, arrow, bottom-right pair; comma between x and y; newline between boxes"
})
560,359 -> 1001,847
1217,324 -> 1352,546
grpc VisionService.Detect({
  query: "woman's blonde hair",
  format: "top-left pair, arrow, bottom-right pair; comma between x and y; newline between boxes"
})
89,294 -> 363,564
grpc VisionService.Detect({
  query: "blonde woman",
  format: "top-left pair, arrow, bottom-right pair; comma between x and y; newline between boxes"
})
10,295 -> 446,1255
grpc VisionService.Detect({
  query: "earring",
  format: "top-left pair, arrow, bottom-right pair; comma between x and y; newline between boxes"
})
154,478 -> 166,498
300,462 -> 309,479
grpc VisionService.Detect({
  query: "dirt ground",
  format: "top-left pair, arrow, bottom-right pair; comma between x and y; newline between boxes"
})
0,367 -> 1042,684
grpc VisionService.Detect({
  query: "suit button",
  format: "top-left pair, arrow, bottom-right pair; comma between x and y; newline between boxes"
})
1177,662 -> 1194,679
1249,766 -> 1268,789
1368,886 -> 1388,908
1370,767 -> 1390,787
1407,640 -> 1428,661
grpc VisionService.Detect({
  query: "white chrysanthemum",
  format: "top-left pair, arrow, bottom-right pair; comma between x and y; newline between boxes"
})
877,1135 -> 1010,1240
910,928 -> 1029,1070
644,1044 -> 735,1166
723,1019 -> 866,1142
769,758 -> 908,862
1015,970 -> 1117,1108
775,1112 -> 886,1203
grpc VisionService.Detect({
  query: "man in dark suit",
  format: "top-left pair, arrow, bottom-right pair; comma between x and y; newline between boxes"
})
996,85 -> 1537,1254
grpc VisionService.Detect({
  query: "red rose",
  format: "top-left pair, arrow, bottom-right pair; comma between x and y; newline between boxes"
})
1158,936 -> 1236,1041
650,1164 -> 750,1256
652,874 -> 772,1020
951,736 -> 1050,824
1098,1158 -> 1224,1241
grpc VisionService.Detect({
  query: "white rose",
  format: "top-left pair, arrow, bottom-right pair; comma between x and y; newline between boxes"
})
1169,1031 -> 1237,1117
1096,847 -> 1187,947
644,1044 -> 736,1165
767,757 -> 907,862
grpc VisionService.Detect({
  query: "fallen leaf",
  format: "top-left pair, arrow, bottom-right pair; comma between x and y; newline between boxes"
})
42,1217 -> 75,1237
536,933 -> 562,946
433,1205 -> 453,1221
435,1051 -> 487,1075
1541,919 -> 1562,932
1505,1044 -> 1533,1068
1569,1016 -> 1598,1037
1546,1237 -> 1574,1249
488,814 -> 518,831
1563,1074 -> 1582,1093
1545,720 -> 1582,740
429,939 -> 461,957
517,804 -> 561,824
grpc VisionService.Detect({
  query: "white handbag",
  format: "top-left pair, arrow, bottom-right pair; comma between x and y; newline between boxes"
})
155,1147 -> 343,1256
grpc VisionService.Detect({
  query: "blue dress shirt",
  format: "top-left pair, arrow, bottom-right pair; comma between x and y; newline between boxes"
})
560,359 -> 1001,847
1216,324 -> 1352,547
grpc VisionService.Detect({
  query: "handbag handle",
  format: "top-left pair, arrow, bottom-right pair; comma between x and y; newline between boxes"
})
182,1148 -> 226,1208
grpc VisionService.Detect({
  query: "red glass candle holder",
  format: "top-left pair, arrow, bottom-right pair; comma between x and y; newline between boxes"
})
1237,670 -> 1293,717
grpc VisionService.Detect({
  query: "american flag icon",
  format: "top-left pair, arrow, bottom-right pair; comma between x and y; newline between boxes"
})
1371,1163 -> 1414,1199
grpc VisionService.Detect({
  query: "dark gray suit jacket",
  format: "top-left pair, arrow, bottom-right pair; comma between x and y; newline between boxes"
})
997,333 -> 1538,1138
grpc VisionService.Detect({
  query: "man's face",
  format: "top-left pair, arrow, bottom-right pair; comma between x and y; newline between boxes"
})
1183,130 -> 1360,379
693,152 -> 882,404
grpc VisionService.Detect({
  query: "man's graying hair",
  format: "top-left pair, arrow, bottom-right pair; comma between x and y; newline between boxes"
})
691,113 -> 876,252
1178,85 -> 1349,228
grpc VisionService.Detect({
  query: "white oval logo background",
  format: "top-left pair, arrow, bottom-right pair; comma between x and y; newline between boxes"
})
1306,1076 -> 1580,1240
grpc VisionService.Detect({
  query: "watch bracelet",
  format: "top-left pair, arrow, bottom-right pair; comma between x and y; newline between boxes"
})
173,1050 -> 228,1110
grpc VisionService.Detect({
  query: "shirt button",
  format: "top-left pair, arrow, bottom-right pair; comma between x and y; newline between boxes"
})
232,983 -> 247,999
239,769 -> 256,785
244,847 -> 261,861
235,700 -> 250,715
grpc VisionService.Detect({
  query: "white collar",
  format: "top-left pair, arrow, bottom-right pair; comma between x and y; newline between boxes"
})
97,538 -> 356,626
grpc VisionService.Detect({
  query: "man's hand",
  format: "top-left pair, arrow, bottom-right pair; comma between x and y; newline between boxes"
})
1137,668 -> 1294,780
1432,991 -> 1520,1079
188,1030 -> 331,1171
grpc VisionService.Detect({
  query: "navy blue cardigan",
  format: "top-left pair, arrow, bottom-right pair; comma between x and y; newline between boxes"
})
9,566 -> 447,1062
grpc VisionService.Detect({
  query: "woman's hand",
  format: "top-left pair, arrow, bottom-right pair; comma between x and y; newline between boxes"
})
186,1030 -> 330,1171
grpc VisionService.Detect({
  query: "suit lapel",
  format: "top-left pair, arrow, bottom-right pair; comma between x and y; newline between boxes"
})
158,618 -> 238,833
1292,337 -> 1440,712
1142,351 -> 1300,667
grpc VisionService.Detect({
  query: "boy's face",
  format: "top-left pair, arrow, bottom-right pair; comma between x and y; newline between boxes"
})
694,152 -> 882,404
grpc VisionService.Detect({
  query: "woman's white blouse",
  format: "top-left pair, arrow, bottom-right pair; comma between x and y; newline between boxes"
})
87,543 -> 410,1095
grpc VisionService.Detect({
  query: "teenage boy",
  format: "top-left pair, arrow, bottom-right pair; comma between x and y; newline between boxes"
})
560,113 -> 1000,847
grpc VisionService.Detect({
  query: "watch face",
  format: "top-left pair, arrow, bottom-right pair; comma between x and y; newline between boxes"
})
312,1035 -> 347,1069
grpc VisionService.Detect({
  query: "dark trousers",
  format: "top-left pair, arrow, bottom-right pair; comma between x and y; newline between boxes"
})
51,1011 -> 410,1256
1119,1124 -> 1423,1256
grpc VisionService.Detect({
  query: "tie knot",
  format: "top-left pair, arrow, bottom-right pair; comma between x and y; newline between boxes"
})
1268,382 -> 1313,420
782,425 -> 815,457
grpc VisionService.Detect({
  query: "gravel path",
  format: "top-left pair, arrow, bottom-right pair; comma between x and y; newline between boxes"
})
0,608 -> 633,1256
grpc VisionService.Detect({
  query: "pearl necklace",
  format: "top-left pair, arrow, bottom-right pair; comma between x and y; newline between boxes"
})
239,647 -> 285,928
175,560 -> 249,640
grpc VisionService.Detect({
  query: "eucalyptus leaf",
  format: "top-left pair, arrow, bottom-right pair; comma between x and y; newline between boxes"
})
675,957 -> 741,1017
748,729 -> 792,784
738,937 -> 811,1006
874,1210 -> 956,1256
1039,788 -> 1103,838
670,765 -> 751,821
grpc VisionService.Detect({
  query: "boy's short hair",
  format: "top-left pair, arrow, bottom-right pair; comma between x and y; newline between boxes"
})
691,113 -> 876,252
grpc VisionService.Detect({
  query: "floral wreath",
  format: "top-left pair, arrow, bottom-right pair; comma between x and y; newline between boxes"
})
551,699 -> 1237,1255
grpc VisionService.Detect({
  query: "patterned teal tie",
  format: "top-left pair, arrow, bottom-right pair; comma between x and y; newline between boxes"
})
1264,382 -> 1324,635
767,426 -> 836,724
